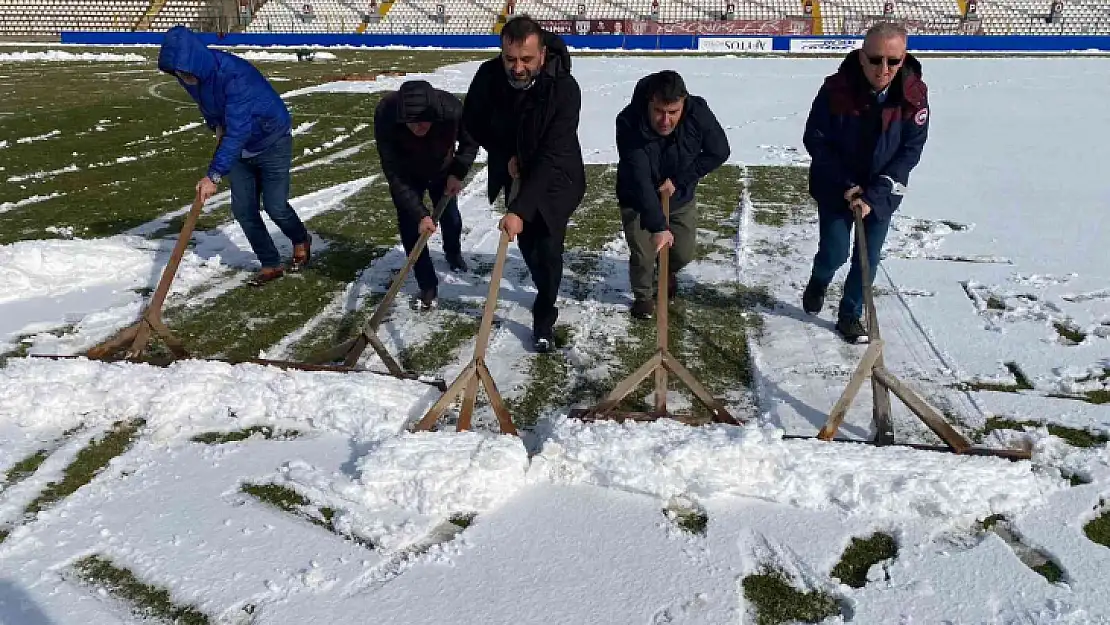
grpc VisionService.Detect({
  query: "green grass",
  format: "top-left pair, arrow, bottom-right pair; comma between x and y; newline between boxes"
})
190,426 -> 302,444
398,311 -> 481,375
242,482 -> 374,549
23,419 -> 145,519
830,532 -> 898,588
741,570 -> 841,625
1,449 -> 50,490
978,417 -> 1109,448
73,554 -> 212,625
1084,501 -> 1110,549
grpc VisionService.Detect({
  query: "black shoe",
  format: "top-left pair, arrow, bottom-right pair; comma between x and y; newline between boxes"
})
447,252 -> 469,273
836,316 -> 868,344
631,298 -> 654,320
416,286 -> 437,311
802,279 -> 826,315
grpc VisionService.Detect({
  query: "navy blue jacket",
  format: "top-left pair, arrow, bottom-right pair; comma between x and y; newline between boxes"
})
157,26 -> 292,180
615,75 -> 730,233
803,50 -> 929,220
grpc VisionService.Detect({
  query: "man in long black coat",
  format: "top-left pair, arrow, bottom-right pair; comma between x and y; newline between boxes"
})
375,80 -> 478,309
462,15 -> 586,353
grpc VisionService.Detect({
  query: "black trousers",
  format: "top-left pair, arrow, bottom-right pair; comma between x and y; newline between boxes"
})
517,215 -> 565,337
394,176 -> 463,292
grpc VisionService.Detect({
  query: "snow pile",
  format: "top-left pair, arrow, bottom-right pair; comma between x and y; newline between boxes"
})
235,50 -> 337,62
16,129 -> 60,144
530,418 -> 1066,521
0,357 -> 441,440
0,50 -> 147,63
0,236 -> 223,305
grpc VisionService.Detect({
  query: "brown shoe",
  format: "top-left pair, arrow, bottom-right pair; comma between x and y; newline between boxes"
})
630,298 -> 654,319
291,239 -> 311,272
248,266 -> 285,287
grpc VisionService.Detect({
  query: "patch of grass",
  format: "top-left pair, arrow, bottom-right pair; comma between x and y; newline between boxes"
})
241,482 -> 373,549
1085,390 -> 1110,404
73,554 -> 210,625
449,512 -> 476,529
981,515 -> 1067,584
190,426 -> 302,444
979,416 -> 1109,448
741,570 -> 841,625
694,166 -> 744,257
830,532 -> 898,588
1054,321 -> 1087,344
23,418 -> 145,519
1006,361 -> 1035,390
940,219 -> 969,231
504,348 -> 571,430
752,208 -> 784,227
1,449 -> 50,490
1084,502 -> 1110,548
398,311 -> 480,375
986,296 -> 1007,311
664,503 -> 708,536
565,165 -> 622,251
1032,561 -> 1065,583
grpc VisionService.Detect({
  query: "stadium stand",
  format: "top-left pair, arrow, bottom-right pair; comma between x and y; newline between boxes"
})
1,0 -> 1109,38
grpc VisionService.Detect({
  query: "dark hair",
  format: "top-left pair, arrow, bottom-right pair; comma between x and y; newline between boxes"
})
500,14 -> 546,46
643,70 -> 688,104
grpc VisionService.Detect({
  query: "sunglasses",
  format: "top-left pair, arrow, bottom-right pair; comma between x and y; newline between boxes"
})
865,54 -> 904,68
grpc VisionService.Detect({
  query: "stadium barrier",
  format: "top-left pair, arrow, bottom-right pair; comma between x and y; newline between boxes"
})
59,31 -> 1110,52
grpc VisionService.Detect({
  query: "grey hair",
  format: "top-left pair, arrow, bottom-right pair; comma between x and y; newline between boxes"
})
865,21 -> 908,43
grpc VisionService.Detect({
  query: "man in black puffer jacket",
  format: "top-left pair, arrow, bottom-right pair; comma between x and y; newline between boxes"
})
616,70 -> 730,319
375,80 -> 478,310
462,15 -> 586,353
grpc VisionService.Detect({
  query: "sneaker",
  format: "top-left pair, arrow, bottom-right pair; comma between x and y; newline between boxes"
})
416,286 -> 437,311
247,266 -> 285,287
446,252 -> 469,273
291,239 -> 312,273
802,278 -> 826,315
631,298 -> 655,320
836,316 -> 868,344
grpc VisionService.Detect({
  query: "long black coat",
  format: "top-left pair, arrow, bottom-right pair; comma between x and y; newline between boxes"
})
615,74 -> 730,233
461,30 -> 586,230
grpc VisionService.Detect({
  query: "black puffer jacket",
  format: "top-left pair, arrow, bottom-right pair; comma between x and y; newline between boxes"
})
374,81 -> 478,220
615,73 -> 730,233
462,30 -> 586,229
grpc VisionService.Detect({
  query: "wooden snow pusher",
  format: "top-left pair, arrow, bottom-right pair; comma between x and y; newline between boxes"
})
783,206 -> 1032,461
32,192 -> 445,390
302,194 -> 462,390
410,228 -> 517,436
567,192 -> 742,427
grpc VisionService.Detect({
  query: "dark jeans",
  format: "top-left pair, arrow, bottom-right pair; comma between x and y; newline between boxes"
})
228,134 -> 309,269
809,204 -> 891,320
620,197 -> 698,303
394,177 -> 463,292
518,215 -> 565,337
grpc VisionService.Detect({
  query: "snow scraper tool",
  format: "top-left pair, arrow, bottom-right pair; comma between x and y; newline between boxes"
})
302,194 -> 457,391
32,193 -> 444,388
783,205 -> 1032,461
567,192 -> 742,427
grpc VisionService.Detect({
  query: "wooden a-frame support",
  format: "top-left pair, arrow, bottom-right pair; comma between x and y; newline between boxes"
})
568,193 -> 742,427
410,229 -> 518,436
305,194 -> 455,382
790,208 -> 1032,460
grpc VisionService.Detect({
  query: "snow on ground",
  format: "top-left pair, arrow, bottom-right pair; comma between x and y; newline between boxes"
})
2,54 -> 1110,623
233,50 -> 338,62
0,50 -> 147,63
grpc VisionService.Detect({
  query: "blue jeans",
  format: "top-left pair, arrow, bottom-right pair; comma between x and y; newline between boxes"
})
228,134 -> 309,269
809,204 -> 891,321
394,177 -> 463,292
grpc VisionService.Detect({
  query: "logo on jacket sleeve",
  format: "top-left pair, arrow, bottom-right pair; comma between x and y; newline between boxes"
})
914,108 -> 929,126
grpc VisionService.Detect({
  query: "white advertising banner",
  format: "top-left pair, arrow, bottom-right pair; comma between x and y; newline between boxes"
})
789,38 -> 864,53
697,37 -> 775,53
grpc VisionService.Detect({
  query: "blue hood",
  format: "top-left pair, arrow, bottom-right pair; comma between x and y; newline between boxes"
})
158,25 -> 216,81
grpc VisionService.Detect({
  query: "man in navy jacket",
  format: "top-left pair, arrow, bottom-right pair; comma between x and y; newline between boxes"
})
802,22 -> 929,343
374,80 -> 478,310
616,70 -> 730,319
158,26 -> 310,287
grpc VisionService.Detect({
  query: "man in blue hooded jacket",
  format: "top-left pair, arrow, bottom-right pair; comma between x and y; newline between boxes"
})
158,26 -> 311,287
801,22 -> 929,343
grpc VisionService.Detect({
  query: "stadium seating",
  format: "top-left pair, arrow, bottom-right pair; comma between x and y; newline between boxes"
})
2,0 -> 1109,38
